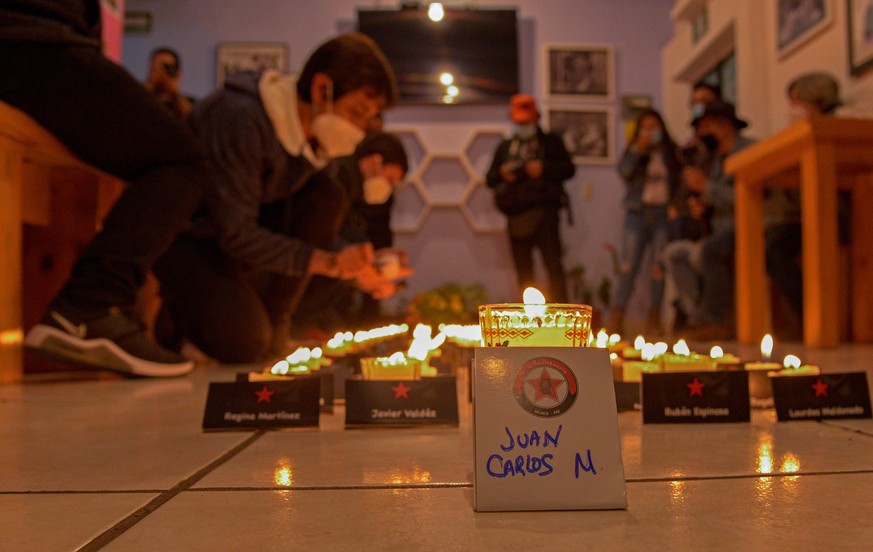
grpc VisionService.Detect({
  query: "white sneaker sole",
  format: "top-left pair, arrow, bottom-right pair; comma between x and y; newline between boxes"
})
24,324 -> 193,378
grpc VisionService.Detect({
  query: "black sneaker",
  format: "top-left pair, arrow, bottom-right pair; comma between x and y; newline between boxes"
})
24,305 -> 193,377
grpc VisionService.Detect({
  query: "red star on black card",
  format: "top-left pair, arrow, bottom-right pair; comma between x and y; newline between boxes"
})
255,385 -> 275,403
686,377 -> 705,397
526,368 -> 564,401
812,378 -> 829,397
392,382 -> 411,399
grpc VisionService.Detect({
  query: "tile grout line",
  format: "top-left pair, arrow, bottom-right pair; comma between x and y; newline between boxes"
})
77,431 -> 265,552
821,420 -> 873,438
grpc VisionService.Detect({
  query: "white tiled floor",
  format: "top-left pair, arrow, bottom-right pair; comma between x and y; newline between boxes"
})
2,342 -> 873,551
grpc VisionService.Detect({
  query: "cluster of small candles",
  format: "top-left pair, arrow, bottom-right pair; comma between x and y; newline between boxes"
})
597,330 -> 820,383
257,285 -> 822,395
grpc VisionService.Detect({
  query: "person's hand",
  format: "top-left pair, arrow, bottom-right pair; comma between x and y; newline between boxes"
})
374,248 -> 414,280
353,264 -> 400,299
499,162 -> 519,182
335,242 -> 374,279
683,166 -> 707,194
688,196 -> 707,219
634,130 -> 653,152
524,159 -> 544,179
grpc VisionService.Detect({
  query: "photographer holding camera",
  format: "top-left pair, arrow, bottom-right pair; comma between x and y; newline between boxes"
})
144,47 -> 194,119
486,94 -> 575,302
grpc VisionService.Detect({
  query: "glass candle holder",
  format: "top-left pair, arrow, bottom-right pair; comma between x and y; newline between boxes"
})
478,303 -> 593,347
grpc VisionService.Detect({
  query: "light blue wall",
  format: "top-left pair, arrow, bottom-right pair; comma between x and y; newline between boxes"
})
123,0 -> 674,315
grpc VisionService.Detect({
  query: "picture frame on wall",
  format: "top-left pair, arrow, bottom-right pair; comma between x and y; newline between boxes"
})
216,42 -> 288,88
777,0 -> 833,57
544,44 -> 614,102
848,0 -> 873,75
546,106 -> 614,165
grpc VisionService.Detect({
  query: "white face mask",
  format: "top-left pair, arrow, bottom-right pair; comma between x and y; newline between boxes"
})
311,81 -> 365,158
515,123 -> 537,140
363,175 -> 392,204
787,104 -> 812,124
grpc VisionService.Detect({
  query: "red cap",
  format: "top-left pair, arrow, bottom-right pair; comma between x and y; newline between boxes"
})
510,94 -> 538,124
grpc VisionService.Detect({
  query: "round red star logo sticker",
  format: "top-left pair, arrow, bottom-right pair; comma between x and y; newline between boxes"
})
513,357 -> 578,417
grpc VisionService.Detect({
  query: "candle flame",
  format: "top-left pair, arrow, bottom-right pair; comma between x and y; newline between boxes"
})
710,346 -> 724,359
672,339 -> 691,356
523,287 -> 546,304
783,354 -> 802,369
595,329 -> 609,348
761,334 -> 774,359
609,333 -> 621,346
633,335 -> 646,350
641,342 -> 657,362
654,342 -> 669,356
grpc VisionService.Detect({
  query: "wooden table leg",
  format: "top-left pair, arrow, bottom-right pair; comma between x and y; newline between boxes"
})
800,144 -> 839,347
0,137 -> 24,384
734,173 -> 769,344
852,173 -> 873,342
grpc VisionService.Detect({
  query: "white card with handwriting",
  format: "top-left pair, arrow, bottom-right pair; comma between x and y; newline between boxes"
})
473,347 -> 627,511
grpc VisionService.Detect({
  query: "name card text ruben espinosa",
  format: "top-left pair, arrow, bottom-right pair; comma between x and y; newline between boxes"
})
484,424 -> 596,479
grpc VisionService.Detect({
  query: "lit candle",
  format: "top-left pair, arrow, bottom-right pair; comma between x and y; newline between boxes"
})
478,287 -> 592,347
622,335 -> 647,359
744,334 -> 781,372
768,354 -> 821,377
361,352 -> 422,380
622,342 -> 661,382
660,339 -> 713,372
745,334 -> 779,407
710,345 -> 742,370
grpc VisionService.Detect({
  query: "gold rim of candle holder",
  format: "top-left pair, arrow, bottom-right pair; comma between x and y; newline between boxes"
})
478,303 -> 593,347
360,357 -> 422,380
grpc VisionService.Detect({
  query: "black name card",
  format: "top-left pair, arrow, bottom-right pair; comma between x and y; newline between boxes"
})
345,376 -> 459,427
202,377 -> 320,431
642,371 -> 750,424
771,372 -> 872,422
614,381 -> 641,412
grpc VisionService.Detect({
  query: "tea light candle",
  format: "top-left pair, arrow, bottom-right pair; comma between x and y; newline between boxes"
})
622,335 -> 647,359
660,339 -> 713,372
622,343 -> 661,382
744,334 -> 781,372
710,345 -> 743,370
478,287 -> 592,347
361,352 -> 422,380
768,354 -> 821,377
746,334 -> 778,407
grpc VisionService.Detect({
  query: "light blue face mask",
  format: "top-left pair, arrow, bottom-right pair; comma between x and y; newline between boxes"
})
649,129 -> 663,145
515,123 -> 537,140
691,102 -> 706,119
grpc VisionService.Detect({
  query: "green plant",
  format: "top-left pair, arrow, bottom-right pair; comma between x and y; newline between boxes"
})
407,282 -> 489,326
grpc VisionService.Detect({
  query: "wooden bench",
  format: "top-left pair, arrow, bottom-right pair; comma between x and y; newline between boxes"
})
0,100 -> 134,383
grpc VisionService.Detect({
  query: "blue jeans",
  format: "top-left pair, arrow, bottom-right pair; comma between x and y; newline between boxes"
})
663,239 -> 703,321
698,228 -> 735,324
613,206 -> 669,310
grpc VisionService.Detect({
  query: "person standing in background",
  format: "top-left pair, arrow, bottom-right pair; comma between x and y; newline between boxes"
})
611,108 -> 683,334
486,94 -> 576,302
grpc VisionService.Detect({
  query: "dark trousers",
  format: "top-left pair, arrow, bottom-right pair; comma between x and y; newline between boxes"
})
509,207 -> 568,302
766,223 -> 803,317
154,174 -> 348,363
698,228 -> 735,324
0,43 -> 206,314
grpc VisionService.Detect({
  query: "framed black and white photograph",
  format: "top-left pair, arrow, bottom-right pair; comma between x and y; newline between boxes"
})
777,0 -> 833,57
547,107 -> 614,165
848,0 -> 873,74
544,44 -> 614,102
216,42 -> 288,88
